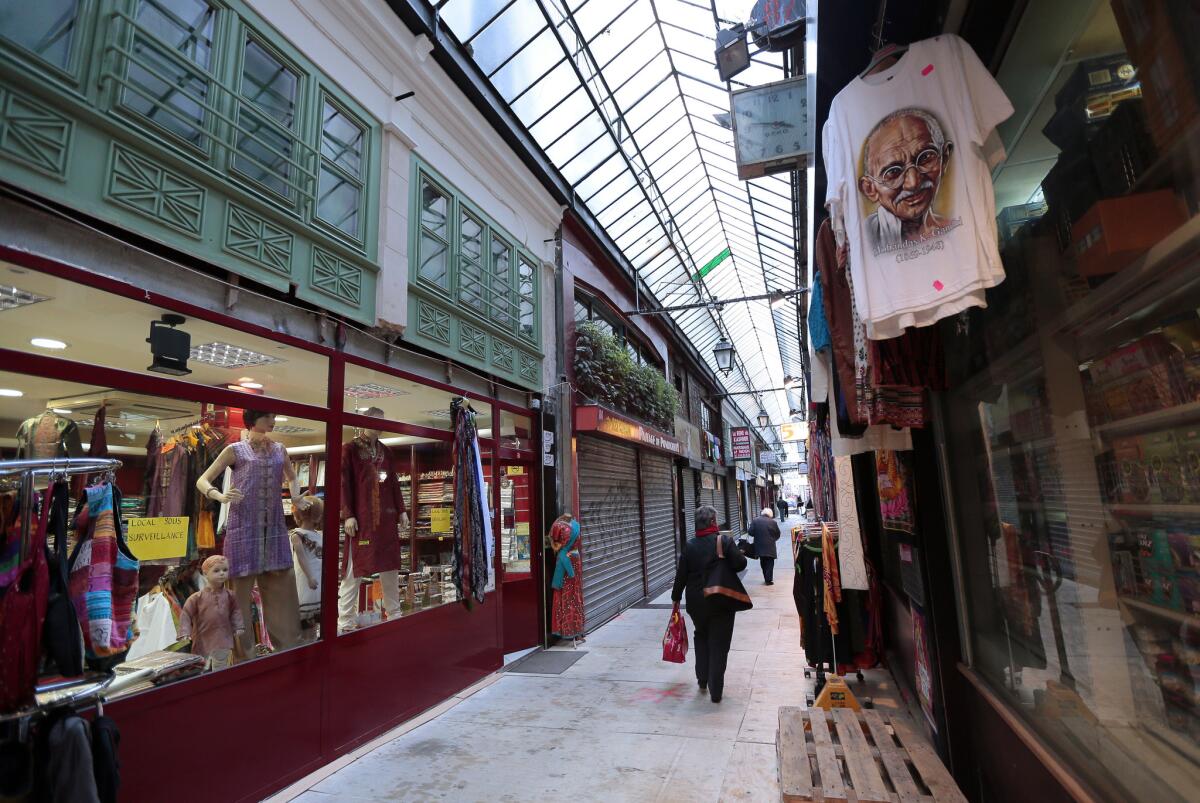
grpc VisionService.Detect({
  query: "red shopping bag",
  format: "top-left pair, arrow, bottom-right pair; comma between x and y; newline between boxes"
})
662,603 -> 688,663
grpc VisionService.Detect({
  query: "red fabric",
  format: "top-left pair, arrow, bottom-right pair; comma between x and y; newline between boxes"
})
0,487 -> 51,713
695,525 -> 720,538
340,440 -> 406,577
662,604 -> 688,663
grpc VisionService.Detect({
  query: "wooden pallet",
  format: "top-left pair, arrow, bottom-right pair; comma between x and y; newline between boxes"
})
777,706 -> 966,803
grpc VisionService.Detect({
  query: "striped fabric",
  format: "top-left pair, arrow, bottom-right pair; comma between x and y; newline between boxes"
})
68,483 -> 139,660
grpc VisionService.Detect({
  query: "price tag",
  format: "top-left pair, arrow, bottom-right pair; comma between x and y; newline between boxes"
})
430,507 -> 452,533
125,517 -> 189,561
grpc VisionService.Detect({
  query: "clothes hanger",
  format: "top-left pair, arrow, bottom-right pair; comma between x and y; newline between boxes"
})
860,42 -> 908,77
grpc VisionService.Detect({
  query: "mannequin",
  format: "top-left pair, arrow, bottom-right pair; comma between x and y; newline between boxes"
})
196,408 -> 309,658
339,407 -> 409,633
290,494 -> 324,642
179,555 -> 244,670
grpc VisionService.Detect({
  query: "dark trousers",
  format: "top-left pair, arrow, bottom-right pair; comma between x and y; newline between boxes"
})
761,556 -> 776,583
690,611 -> 736,700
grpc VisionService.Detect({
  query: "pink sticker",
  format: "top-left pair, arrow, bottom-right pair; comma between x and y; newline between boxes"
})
933,280 -> 944,291
922,64 -> 934,76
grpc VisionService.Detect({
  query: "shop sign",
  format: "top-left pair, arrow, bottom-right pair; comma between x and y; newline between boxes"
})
912,603 -> 937,733
701,473 -> 716,490
515,522 -> 530,536
506,465 -> 526,476
674,417 -> 703,461
576,405 -> 683,455
125,516 -> 189,561
779,423 -> 805,442
798,462 -> 808,473
758,450 -> 778,465
730,426 -> 752,460
430,507 -> 452,533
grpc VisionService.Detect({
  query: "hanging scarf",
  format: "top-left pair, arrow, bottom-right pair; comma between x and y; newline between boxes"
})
695,524 -> 720,538
452,398 -> 488,607
821,522 -> 841,635
551,520 -> 580,590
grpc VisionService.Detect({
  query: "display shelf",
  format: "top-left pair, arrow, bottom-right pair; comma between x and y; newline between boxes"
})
1119,596 -> 1198,627
1094,400 -> 1200,438
1108,503 -> 1200,517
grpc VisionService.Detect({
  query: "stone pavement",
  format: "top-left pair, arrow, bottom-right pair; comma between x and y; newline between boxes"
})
269,516 -> 907,802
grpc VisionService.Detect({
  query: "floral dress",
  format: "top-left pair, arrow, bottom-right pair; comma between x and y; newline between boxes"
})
550,518 -> 584,638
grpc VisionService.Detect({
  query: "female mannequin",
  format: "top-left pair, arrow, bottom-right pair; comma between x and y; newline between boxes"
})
196,409 -> 309,658
339,407 -> 408,632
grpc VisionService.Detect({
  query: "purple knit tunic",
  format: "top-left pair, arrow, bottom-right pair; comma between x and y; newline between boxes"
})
224,440 -> 290,578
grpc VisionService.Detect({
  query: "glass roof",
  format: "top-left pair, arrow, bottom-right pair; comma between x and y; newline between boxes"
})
432,0 -> 806,445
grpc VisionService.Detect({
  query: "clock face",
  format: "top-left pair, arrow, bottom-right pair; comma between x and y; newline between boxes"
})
731,77 -> 810,169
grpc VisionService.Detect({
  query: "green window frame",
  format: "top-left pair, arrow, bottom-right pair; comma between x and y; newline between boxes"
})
314,94 -> 366,241
232,33 -> 304,203
411,160 -> 541,347
0,0 -> 90,81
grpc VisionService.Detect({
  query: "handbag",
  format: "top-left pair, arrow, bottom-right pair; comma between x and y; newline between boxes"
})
662,602 -> 688,663
703,535 -> 753,613
737,534 -> 758,560
0,486 -> 51,713
43,483 -> 84,677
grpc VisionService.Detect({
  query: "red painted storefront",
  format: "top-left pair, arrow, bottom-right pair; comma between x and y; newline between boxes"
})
0,244 -> 542,803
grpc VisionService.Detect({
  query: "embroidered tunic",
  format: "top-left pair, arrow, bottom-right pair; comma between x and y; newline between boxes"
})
340,439 -> 406,577
224,440 -> 290,578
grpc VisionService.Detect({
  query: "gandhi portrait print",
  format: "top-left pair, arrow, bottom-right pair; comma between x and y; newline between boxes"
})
857,108 -> 958,256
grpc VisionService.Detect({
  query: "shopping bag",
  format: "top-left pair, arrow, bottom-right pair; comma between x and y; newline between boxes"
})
662,603 -> 688,663
736,535 -> 758,559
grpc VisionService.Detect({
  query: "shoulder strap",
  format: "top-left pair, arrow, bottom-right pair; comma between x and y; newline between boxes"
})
716,534 -> 725,559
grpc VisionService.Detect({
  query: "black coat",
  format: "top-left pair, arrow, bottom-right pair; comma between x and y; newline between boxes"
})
671,533 -> 748,618
749,515 -> 781,559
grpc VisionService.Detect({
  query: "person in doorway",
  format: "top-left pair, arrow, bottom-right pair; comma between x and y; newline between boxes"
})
671,505 -> 747,703
750,508 -> 782,585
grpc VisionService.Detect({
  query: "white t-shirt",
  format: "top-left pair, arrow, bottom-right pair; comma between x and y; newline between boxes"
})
823,35 -> 1014,340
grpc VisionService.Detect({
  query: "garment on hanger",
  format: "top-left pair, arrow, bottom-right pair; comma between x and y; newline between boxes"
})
15,412 -> 83,461
90,714 -> 120,803
876,450 -> 916,534
0,485 -> 51,713
45,713 -> 100,803
823,34 -> 1014,339
340,438 -> 406,577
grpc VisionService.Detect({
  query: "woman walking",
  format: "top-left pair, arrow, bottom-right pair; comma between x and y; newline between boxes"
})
671,505 -> 748,703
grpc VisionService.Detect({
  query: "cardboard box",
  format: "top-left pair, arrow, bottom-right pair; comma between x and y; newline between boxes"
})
1111,0 -> 1200,152
1071,190 -> 1187,277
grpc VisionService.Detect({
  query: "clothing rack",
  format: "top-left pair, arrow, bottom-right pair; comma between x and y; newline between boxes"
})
0,670 -> 153,724
792,521 -> 864,696
0,457 -> 123,548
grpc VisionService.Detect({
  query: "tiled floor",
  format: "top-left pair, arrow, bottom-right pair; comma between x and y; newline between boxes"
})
267,518 -> 909,802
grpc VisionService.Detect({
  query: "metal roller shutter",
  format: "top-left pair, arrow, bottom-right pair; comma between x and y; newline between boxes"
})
577,436 -> 643,631
681,468 -> 697,541
641,452 -> 676,594
725,475 -> 742,535
699,475 -> 719,517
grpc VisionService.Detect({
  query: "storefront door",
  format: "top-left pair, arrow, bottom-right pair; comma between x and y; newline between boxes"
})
498,459 -> 539,653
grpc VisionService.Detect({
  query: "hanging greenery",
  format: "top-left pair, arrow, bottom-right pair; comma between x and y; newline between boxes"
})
573,320 -> 680,431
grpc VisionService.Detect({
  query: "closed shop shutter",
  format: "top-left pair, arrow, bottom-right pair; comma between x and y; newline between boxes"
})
681,468 -> 697,540
641,452 -> 676,594
726,475 -> 742,534
578,436 -> 644,631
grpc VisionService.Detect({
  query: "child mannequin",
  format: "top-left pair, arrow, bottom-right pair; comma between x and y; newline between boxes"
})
180,555 -> 245,670
290,495 -> 324,642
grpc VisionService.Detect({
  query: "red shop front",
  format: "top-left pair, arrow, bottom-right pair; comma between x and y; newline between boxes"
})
0,245 -> 542,802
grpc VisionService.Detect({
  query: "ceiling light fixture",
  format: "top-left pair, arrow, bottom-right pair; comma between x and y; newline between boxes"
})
239,381 -> 263,389
344,383 -> 411,399
190,342 -> 284,369
276,416 -> 289,422
30,337 -> 67,349
0,285 -> 49,312
0,388 -> 24,397
51,407 -> 73,415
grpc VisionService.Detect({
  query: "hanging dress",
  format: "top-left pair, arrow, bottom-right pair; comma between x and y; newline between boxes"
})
223,440 -> 290,578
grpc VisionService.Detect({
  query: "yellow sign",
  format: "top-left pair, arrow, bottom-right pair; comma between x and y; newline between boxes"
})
515,522 -> 530,536
125,517 -> 189,561
430,507 -> 452,533
779,423 -> 806,442
505,465 -> 526,476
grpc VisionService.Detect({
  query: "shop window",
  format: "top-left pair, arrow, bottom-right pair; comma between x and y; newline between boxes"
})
499,409 -> 533,451
573,296 -> 589,322
334,387 -> 498,633
459,209 -> 486,313
315,97 -> 365,239
0,262 -> 328,407
233,36 -> 301,201
0,371 -> 329,691
417,178 -> 450,289
0,0 -> 81,73
120,0 -> 216,149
